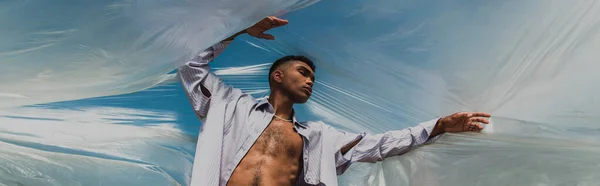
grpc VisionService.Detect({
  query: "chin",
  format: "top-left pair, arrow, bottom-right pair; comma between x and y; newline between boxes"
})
296,99 -> 309,104
292,94 -> 311,104
293,97 -> 310,104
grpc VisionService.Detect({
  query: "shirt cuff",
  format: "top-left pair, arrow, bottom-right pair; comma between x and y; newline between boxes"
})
208,40 -> 233,58
213,40 -> 233,50
415,118 -> 444,145
334,132 -> 366,175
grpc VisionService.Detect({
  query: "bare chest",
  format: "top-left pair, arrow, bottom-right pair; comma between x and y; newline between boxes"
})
227,121 -> 305,185
252,120 -> 304,157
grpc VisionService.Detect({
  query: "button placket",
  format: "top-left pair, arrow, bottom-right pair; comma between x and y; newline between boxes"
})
302,137 -> 309,183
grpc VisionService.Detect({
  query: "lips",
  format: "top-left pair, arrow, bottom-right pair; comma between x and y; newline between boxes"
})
302,86 -> 312,94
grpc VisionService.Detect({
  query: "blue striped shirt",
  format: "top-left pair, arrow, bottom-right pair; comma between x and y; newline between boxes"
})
178,41 -> 442,186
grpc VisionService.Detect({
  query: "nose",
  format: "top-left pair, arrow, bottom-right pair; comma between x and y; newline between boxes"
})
306,78 -> 314,87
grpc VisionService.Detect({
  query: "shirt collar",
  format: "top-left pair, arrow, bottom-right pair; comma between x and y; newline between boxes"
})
256,96 -> 307,129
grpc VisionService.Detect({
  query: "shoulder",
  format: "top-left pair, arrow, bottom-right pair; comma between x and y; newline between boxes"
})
298,120 -> 335,132
299,121 -> 362,137
237,93 -> 260,105
225,91 -> 260,110
299,120 -> 325,127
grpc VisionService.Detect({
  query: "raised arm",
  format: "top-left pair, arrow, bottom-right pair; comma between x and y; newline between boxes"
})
178,40 -> 233,119
328,112 -> 491,174
178,16 -> 288,120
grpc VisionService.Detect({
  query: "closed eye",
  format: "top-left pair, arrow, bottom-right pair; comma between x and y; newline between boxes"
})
297,66 -> 315,81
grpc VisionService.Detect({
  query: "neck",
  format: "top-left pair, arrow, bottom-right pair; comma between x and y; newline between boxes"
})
268,90 -> 294,120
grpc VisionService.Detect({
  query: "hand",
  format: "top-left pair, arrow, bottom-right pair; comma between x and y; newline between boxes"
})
431,112 -> 492,136
224,16 -> 289,41
246,16 -> 288,40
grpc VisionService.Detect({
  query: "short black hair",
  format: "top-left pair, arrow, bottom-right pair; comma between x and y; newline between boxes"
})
268,55 -> 315,83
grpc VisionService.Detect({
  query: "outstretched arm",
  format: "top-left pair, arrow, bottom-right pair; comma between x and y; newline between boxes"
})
328,112 -> 491,174
178,16 -> 288,119
178,40 -> 233,119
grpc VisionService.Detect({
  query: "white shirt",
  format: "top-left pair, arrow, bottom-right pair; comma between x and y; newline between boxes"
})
178,41 -> 442,186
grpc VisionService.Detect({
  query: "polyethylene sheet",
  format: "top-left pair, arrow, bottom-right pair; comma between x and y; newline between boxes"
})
0,84 -> 199,185
2,0 -> 600,185
0,0 -> 316,108
213,0 -> 600,185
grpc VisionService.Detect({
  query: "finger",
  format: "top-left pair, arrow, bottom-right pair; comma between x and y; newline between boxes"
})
476,123 -> 484,130
268,16 -> 289,26
471,112 -> 491,118
469,117 -> 490,124
456,112 -> 469,118
467,124 -> 477,131
463,113 -> 474,119
468,123 -> 483,131
256,33 -> 275,40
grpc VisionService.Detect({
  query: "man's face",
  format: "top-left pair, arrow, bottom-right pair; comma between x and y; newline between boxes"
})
277,61 -> 315,103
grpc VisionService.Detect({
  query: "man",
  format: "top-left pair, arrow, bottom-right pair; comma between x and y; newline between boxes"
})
179,16 -> 491,186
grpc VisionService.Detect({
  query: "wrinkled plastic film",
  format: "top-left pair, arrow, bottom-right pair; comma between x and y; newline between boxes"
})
0,0 -> 318,108
218,0 -> 600,185
2,0 -> 600,185
0,0 -> 317,185
0,85 -> 196,185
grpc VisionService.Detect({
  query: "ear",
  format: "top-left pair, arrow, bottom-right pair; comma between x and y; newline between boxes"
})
273,70 -> 284,83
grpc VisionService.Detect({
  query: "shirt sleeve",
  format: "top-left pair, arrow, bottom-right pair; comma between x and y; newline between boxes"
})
177,41 -> 234,120
326,118 -> 444,175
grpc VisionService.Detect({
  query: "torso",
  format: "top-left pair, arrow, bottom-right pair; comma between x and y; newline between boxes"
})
226,119 -> 304,186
